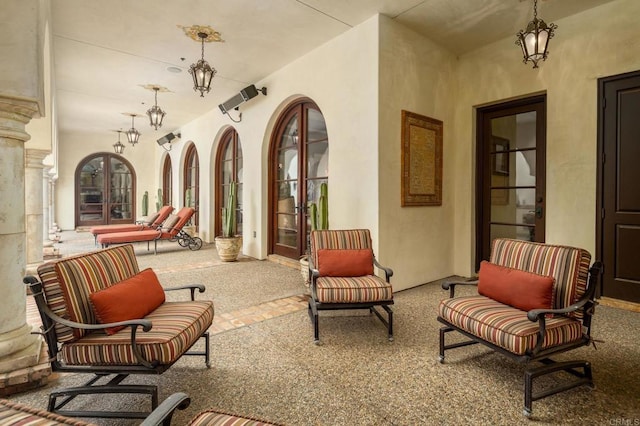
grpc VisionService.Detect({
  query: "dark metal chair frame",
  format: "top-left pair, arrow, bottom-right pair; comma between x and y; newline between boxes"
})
437,261 -> 602,417
23,276 -> 211,420
308,256 -> 394,344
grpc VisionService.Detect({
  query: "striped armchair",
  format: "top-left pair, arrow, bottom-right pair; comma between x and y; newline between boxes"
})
1,393 -> 280,425
437,238 -> 602,417
23,244 -> 213,421
308,229 -> 394,344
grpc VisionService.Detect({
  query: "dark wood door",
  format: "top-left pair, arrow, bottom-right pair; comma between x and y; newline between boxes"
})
75,153 -> 136,227
476,96 -> 547,268
598,71 -> 640,303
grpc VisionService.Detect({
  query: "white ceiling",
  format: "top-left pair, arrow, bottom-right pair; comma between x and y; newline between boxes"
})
50,0 -> 617,142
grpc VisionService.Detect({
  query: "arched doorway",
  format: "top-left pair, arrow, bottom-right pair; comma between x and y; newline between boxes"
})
215,128 -> 243,237
162,154 -> 172,207
184,143 -> 199,230
269,99 -> 328,259
75,153 -> 136,227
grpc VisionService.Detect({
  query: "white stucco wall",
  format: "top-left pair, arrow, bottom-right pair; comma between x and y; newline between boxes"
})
451,0 -> 640,276
56,130 -> 157,230
378,16 -> 457,291
166,15 -> 380,259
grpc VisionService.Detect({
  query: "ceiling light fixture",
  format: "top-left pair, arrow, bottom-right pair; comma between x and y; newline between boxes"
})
189,32 -> 217,97
125,113 -> 141,146
113,130 -> 125,154
516,0 -> 557,68
147,86 -> 167,130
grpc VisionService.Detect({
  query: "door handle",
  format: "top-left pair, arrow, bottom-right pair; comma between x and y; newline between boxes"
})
535,206 -> 543,218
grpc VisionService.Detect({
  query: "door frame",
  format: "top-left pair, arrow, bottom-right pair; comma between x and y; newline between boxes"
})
475,94 -> 547,269
74,152 -> 136,228
268,98 -> 322,258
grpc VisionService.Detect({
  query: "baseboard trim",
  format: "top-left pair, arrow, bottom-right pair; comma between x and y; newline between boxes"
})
599,297 -> 640,313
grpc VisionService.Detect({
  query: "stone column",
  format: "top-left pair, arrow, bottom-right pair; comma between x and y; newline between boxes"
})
0,96 -> 41,375
42,166 -> 51,242
25,149 -> 49,267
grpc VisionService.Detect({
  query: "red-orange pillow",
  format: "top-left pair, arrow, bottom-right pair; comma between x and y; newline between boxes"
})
478,261 -> 555,312
317,249 -> 374,277
89,268 -> 165,335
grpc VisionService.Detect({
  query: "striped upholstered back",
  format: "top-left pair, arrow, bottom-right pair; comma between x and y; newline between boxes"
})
310,229 -> 372,268
38,245 -> 140,341
489,238 -> 591,318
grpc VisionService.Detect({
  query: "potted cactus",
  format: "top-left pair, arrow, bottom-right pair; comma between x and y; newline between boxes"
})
215,181 -> 242,261
155,188 -> 163,212
183,188 -> 197,237
141,191 -> 149,216
300,182 -> 328,283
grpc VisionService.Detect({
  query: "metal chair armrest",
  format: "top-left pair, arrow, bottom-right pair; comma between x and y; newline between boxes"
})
165,284 -> 206,301
373,258 -> 393,281
442,278 -> 478,298
140,392 -> 191,426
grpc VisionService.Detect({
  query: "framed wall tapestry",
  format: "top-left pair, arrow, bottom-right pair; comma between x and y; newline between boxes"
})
401,110 -> 443,206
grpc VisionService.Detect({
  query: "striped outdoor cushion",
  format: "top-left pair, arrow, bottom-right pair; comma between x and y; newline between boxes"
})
188,409 -> 280,426
54,245 -> 140,340
316,275 -> 393,303
37,262 -> 76,343
438,295 -> 583,355
61,300 -> 213,365
490,238 -> 591,319
0,398 -> 93,425
310,229 -> 372,270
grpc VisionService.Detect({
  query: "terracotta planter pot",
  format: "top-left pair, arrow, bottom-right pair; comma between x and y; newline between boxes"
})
215,236 -> 242,262
299,256 -> 310,285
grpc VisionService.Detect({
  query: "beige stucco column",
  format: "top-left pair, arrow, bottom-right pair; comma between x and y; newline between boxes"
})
42,166 -> 51,242
0,96 -> 41,373
25,148 -> 49,266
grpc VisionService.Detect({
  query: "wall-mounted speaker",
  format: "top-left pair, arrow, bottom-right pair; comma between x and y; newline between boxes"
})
219,84 -> 267,114
157,132 -> 181,146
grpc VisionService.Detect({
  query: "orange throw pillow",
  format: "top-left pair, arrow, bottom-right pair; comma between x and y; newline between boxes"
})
317,249 -> 374,277
478,261 -> 555,312
89,268 -> 165,335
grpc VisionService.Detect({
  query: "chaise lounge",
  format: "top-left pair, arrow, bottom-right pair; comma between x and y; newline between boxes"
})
89,205 -> 174,244
97,206 -> 203,253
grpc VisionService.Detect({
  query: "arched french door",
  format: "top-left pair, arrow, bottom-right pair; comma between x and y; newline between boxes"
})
184,144 -> 199,230
215,128 -> 243,237
269,99 -> 328,259
162,154 -> 172,207
75,153 -> 136,227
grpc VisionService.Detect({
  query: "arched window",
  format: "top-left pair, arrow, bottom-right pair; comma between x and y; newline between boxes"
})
162,155 -> 172,208
269,99 -> 328,259
184,144 -> 199,229
75,153 -> 136,227
215,128 -> 243,237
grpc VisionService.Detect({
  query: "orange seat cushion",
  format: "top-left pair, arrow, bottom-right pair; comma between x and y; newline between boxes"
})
478,261 -> 555,312
97,230 -> 160,244
90,268 -> 165,334
317,249 -> 374,277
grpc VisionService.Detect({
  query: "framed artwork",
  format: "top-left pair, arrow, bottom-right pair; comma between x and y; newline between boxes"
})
401,110 -> 443,206
492,136 -> 510,176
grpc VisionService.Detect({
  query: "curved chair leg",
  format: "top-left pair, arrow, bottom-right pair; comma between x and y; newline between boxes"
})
308,299 -> 320,344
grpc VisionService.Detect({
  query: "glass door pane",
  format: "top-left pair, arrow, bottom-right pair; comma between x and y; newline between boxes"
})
489,111 -> 538,243
79,157 -> 105,224
276,117 -> 299,251
110,158 -> 133,221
